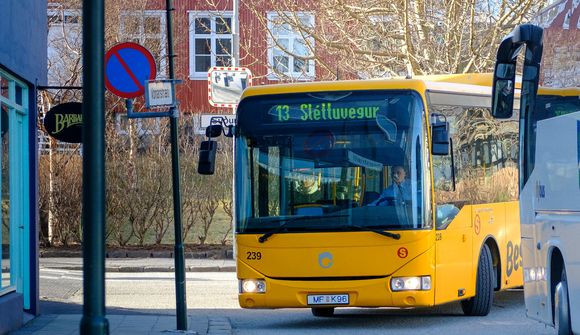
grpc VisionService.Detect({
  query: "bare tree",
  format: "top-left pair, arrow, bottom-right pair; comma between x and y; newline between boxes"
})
219,199 -> 234,245
241,0 -> 547,79
216,139 -> 234,245
36,153 -> 83,246
189,136 -> 235,245
44,0 -> 188,247
153,203 -> 172,245
179,117 -> 205,243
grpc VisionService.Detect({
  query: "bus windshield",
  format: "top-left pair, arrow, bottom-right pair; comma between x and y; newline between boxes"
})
235,90 -> 429,234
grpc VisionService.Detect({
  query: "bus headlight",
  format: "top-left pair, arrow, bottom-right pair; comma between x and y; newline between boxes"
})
240,279 -> 266,293
524,267 -> 546,282
390,276 -> 431,291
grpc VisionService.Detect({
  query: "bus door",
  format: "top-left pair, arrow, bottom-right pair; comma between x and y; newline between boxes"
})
432,127 -> 473,305
434,204 -> 474,305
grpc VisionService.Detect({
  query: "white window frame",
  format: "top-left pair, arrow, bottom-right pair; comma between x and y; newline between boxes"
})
188,11 -> 234,79
119,10 -> 167,78
267,12 -> 315,81
47,5 -> 81,25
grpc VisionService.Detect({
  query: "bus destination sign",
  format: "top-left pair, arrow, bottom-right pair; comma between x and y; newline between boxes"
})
270,102 -> 384,123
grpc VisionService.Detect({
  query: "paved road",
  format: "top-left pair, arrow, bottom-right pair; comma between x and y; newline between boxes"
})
226,291 -> 554,335
40,268 -> 237,312
38,268 -> 555,335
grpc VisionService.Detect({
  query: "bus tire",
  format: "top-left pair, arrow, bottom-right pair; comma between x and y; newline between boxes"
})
311,307 -> 334,317
555,268 -> 572,335
461,243 -> 494,316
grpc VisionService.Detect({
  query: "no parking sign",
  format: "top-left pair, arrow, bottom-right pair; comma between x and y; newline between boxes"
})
105,42 -> 157,98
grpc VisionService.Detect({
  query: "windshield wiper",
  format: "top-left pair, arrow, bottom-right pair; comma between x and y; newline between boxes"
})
258,214 -> 348,243
349,224 -> 401,240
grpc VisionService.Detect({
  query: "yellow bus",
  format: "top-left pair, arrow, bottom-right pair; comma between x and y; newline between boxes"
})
201,73 -> 523,317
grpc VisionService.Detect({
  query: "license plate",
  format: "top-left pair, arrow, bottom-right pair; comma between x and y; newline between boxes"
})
307,294 -> 349,305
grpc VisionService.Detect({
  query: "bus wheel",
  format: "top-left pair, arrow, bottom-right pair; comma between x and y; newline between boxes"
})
555,268 -> 572,335
311,307 -> 334,317
461,243 -> 494,316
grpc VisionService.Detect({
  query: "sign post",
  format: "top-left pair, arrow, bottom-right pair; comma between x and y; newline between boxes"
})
80,0 -> 109,334
165,0 -> 188,330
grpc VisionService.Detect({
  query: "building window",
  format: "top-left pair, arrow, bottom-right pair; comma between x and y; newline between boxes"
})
267,12 -> 315,80
120,11 -> 167,78
188,12 -> 233,79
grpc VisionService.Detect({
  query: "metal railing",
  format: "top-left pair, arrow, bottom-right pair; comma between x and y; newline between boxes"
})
38,132 -> 81,155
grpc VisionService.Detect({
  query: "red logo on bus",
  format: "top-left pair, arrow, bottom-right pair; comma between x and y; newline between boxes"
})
474,215 -> 481,235
397,247 -> 408,258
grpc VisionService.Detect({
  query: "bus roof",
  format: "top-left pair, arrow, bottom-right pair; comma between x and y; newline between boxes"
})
240,74 -> 579,101
537,86 -> 580,96
240,73 -> 497,100
239,79 -> 429,99
407,73 -> 494,86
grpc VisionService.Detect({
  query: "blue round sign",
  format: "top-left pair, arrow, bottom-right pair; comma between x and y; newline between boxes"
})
105,42 -> 157,98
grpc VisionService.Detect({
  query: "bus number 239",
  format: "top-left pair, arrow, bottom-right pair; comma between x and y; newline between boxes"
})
246,251 -> 262,260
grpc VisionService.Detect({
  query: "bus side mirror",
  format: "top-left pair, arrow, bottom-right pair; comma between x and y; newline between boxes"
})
492,63 -> 516,119
206,124 -> 223,138
198,140 -> 217,175
431,116 -> 449,156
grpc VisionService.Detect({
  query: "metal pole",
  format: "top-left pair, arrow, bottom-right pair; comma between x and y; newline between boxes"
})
231,1 -> 240,259
165,0 -> 188,330
80,0 -> 109,334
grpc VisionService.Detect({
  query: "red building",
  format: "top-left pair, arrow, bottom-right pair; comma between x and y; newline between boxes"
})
48,1 -> 333,114
533,0 -> 579,88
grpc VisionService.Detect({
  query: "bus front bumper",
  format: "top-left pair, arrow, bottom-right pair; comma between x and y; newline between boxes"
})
238,276 -> 434,309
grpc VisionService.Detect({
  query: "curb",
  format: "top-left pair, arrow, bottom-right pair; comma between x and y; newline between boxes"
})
39,249 -> 235,259
39,265 -> 237,272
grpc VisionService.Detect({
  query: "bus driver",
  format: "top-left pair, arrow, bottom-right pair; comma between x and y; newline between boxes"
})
368,166 -> 411,206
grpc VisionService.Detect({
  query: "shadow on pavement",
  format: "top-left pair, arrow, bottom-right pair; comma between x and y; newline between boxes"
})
40,300 -> 176,316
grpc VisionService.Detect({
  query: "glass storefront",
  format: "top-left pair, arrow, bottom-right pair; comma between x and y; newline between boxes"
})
1,103 -> 9,291
0,69 -> 30,308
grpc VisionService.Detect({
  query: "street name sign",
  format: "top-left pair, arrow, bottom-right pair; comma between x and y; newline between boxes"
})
145,80 -> 176,108
195,114 -> 236,134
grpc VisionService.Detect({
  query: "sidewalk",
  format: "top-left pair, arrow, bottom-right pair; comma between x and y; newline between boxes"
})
11,314 -> 233,335
8,258 -> 238,334
39,257 -> 236,273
